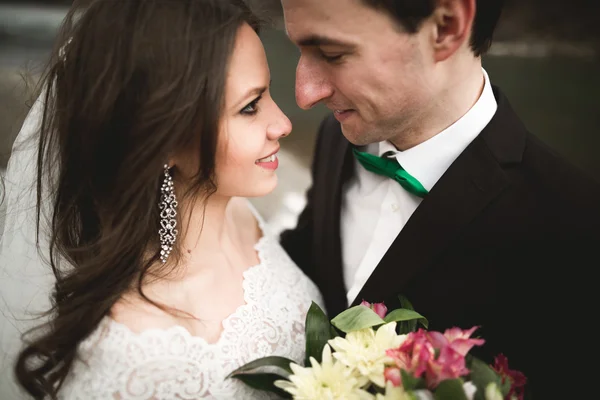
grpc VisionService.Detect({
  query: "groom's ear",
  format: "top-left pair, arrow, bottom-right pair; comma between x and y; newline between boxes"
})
430,0 -> 476,62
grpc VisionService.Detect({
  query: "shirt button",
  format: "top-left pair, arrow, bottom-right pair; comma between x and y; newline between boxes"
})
391,203 -> 399,212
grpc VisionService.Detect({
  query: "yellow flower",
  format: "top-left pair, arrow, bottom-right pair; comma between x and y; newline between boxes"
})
274,344 -> 372,400
328,322 -> 407,388
375,382 -> 414,400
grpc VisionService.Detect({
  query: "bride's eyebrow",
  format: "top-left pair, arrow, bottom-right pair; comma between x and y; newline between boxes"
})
234,82 -> 270,109
240,78 -> 271,100
243,86 -> 267,100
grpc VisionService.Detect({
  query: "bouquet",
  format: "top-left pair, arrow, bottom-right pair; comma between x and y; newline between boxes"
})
228,296 -> 526,400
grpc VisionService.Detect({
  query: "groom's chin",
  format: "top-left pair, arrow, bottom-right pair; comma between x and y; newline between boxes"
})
339,121 -> 370,147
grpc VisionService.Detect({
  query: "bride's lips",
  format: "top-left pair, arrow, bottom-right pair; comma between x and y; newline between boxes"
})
255,147 -> 280,170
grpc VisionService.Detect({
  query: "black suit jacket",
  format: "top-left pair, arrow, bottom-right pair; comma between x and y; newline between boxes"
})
281,86 -> 600,398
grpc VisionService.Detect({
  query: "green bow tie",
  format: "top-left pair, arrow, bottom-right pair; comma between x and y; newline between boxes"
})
352,148 -> 428,198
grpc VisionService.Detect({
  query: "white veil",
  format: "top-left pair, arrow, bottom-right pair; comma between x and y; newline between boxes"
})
0,93 -> 55,398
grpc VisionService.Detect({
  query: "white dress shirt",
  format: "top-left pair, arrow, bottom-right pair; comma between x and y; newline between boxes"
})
341,68 -> 498,305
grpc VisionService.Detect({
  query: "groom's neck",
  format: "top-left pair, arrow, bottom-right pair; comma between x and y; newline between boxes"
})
389,57 -> 484,151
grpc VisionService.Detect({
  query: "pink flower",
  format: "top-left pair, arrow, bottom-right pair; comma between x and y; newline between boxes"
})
361,300 -> 388,318
492,354 -> 527,400
387,329 -> 435,380
386,347 -> 411,371
424,345 -> 470,388
385,327 -> 485,390
427,326 -> 485,356
384,367 -> 402,387
401,330 -> 435,377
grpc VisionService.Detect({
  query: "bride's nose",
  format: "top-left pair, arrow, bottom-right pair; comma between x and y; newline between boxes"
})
267,105 -> 292,140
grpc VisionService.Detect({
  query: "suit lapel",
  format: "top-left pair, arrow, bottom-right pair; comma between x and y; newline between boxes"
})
351,88 -> 526,307
313,127 -> 353,316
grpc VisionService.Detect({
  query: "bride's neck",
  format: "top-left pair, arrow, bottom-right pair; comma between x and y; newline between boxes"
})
177,192 -> 233,258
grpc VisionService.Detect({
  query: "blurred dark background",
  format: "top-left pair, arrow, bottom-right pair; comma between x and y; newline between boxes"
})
1,0 -> 599,226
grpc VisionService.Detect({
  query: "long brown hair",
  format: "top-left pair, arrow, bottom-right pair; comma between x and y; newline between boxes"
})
14,0 -> 260,398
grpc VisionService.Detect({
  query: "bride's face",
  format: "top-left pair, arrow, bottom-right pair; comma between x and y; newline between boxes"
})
214,23 -> 292,198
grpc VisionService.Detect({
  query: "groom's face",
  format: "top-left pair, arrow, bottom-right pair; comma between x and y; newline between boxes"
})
282,0 -> 436,146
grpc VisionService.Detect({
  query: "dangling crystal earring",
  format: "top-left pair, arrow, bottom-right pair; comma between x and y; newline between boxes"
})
159,164 -> 178,263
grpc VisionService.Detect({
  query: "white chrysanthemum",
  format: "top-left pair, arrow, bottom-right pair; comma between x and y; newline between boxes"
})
463,381 -> 477,400
485,383 -> 504,400
375,382 -> 414,400
274,344 -> 372,400
328,322 -> 407,388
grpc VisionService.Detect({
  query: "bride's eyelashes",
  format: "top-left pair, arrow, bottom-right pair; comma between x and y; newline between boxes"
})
240,95 -> 262,116
240,80 -> 271,116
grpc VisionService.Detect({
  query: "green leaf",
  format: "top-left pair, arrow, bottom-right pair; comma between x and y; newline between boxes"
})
400,369 -> 427,392
383,308 -> 429,329
305,301 -> 334,364
433,379 -> 469,400
330,304 -> 385,333
226,356 -> 295,379
227,356 -> 297,398
330,324 -> 341,339
468,357 -> 503,400
398,322 -> 414,335
233,373 -> 292,399
499,376 -> 512,396
398,295 -> 418,333
398,295 -> 415,311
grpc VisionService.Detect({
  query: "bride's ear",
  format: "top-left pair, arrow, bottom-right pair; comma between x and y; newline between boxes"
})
167,150 -> 199,181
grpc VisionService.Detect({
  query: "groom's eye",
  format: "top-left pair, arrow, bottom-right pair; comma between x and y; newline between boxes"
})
319,51 -> 344,63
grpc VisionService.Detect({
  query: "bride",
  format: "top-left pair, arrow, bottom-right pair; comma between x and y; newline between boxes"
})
0,0 -> 323,398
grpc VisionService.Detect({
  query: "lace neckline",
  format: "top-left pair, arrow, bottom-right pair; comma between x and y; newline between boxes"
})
101,201 -> 270,347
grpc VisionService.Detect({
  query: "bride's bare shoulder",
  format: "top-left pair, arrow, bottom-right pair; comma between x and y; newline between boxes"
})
109,293 -> 181,334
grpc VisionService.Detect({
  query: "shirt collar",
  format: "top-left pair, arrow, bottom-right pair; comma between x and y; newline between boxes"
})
374,68 -> 498,192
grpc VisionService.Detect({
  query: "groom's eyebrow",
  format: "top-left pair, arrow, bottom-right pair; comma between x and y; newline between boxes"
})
297,35 -> 352,48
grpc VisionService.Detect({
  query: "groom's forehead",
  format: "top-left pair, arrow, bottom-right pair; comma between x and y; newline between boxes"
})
282,0 -> 377,42
281,0 -> 374,23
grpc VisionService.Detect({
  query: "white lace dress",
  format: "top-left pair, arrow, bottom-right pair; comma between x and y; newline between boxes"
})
58,206 -> 324,399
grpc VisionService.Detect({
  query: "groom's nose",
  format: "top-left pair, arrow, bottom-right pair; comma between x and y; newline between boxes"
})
295,57 -> 333,110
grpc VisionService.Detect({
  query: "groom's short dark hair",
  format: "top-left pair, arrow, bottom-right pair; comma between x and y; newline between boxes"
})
361,0 -> 505,56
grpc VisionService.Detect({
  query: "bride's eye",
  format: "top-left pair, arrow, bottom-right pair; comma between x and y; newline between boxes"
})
241,96 -> 262,116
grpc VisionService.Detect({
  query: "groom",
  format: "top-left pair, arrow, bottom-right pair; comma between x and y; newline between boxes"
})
279,0 -> 600,396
